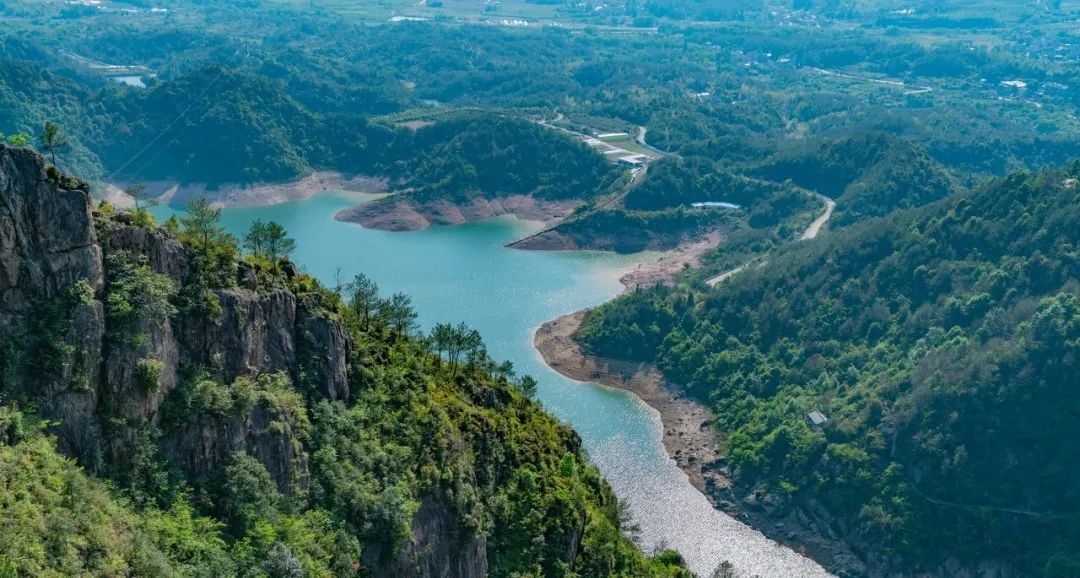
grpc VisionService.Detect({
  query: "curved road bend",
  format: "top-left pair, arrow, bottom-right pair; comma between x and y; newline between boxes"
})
706,193 -> 835,286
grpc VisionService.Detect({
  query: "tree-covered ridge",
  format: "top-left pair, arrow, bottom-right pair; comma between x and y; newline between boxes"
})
532,133 -> 953,257
104,65 -> 327,183
106,65 -> 617,193
532,155 -> 825,254
576,162 -> 1080,574
624,155 -> 821,227
0,57 -> 615,191
749,133 -> 958,225
0,149 -> 690,577
396,115 -> 621,201
4,0 -> 1079,191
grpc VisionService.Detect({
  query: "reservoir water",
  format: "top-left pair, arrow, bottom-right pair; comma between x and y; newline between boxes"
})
157,191 -> 831,577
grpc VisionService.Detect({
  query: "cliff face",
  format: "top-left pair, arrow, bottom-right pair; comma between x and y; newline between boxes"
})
0,145 -> 106,463
365,496 -> 490,578
0,145 -> 489,577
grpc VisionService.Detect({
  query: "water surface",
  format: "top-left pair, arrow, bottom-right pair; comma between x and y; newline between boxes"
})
156,192 -> 831,577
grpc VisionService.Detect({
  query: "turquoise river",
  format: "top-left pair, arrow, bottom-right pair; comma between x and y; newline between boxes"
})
158,191 -> 831,577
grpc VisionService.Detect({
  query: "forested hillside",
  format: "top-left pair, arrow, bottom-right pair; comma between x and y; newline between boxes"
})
394,115 -> 620,201
749,133 -> 958,226
577,162 -> 1080,574
516,155 -> 824,253
0,57 -> 613,191
4,0 -> 1079,189
0,145 -> 691,577
2,1 -> 1079,573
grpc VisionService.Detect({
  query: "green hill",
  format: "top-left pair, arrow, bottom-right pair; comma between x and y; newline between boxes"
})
577,162 -> 1080,575
750,133 -> 958,225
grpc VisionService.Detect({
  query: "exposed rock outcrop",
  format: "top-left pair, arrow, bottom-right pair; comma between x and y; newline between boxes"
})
365,496 -> 489,578
102,221 -> 191,284
0,145 -> 105,466
0,145 -> 334,488
0,145 -> 103,301
0,146 -> 495,578
163,399 -> 311,492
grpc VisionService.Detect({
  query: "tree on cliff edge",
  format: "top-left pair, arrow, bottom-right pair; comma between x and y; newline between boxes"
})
243,219 -> 296,261
37,121 -> 68,165
181,198 -> 227,259
125,182 -> 157,212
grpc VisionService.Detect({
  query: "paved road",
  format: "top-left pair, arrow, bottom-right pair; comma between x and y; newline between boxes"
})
808,66 -> 933,94
705,263 -> 747,287
705,193 -> 835,287
800,194 -> 836,240
635,126 -> 678,158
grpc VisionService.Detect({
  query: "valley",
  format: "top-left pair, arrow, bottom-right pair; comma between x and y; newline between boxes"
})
1,0 -> 1078,575
148,187 -> 832,577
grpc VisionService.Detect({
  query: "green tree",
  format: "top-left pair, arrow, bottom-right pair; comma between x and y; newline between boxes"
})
517,375 -> 538,399
712,560 -> 737,578
37,121 -> 68,165
262,542 -> 304,578
380,292 -> 417,334
444,321 -> 484,375
180,198 -> 226,258
243,219 -> 270,257
347,273 -> 380,327
430,321 -> 483,373
241,220 -> 294,261
218,453 -> 280,537
6,133 -> 30,147
125,182 -> 157,212
264,221 -> 296,260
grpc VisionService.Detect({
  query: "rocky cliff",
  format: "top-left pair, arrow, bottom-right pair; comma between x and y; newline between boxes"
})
0,145 -> 683,577
0,145 -> 347,486
0,145 -> 476,576
0,144 -> 106,464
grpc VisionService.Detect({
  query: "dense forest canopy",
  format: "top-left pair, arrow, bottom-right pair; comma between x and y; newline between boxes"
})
1,0 -> 1078,186
578,163 -> 1080,574
399,115 -> 621,201
748,133 -> 959,225
3,0 -> 1072,261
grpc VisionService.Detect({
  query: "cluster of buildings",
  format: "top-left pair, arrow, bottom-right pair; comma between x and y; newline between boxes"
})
581,133 -> 651,166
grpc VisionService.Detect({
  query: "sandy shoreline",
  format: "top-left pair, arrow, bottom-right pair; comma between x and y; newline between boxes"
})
533,231 -> 731,497
617,231 -> 723,290
534,228 -> 864,576
534,310 -> 727,497
104,171 -> 389,209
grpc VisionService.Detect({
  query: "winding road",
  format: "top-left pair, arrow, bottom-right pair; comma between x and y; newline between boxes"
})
800,194 -> 837,240
636,126 -> 679,159
808,66 -> 933,95
507,119 -> 656,248
706,193 -> 835,287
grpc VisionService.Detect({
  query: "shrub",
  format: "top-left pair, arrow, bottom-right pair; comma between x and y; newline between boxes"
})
135,358 -> 165,393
